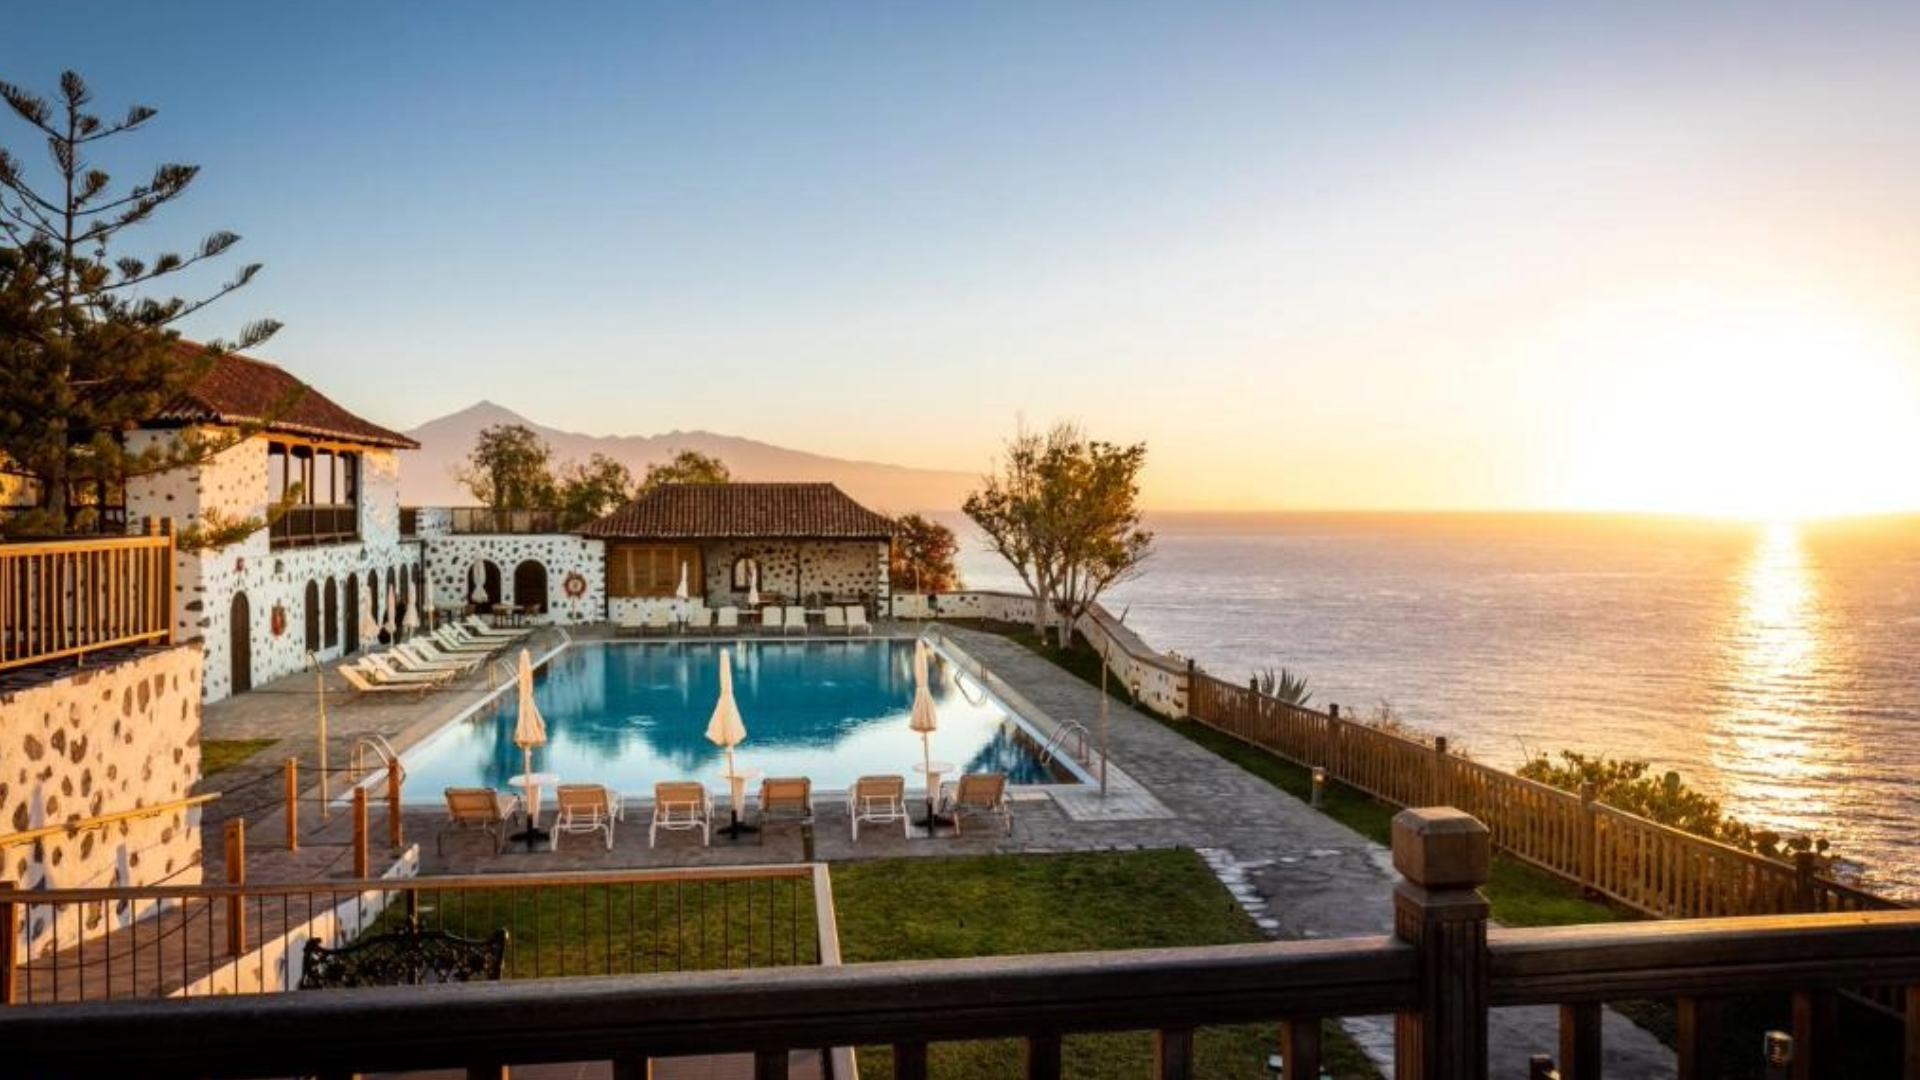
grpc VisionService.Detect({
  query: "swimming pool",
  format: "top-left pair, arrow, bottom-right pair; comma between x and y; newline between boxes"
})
401,639 -> 1071,798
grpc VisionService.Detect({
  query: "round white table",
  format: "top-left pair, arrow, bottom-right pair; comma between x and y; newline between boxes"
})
508,772 -> 560,850
719,768 -> 763,840
913,761 -> 956,831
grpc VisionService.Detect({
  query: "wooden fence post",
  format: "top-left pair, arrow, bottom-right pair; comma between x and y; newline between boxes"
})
1431,736 -> 1450,807
224,819 -> 247,956
1578,783 -> 1598,896
0,879 -> 18,1005
1392,806 -> 1491,1080
353,788 -> 370,879
387,767 -> 405,852
285,757 -> 300,853
1792,851 -> 1816,913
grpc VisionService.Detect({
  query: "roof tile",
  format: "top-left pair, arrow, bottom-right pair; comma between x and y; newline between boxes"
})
155,343 -> 418,450
582,483 -> 895,540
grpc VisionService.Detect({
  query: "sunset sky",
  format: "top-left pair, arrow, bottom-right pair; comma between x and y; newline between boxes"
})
7,2 -> 1920,514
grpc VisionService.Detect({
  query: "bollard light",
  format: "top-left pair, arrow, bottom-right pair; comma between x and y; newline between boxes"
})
1311,767 -> 1327,809
1764,1030 -> 1794,1068
802,819 -> 816,863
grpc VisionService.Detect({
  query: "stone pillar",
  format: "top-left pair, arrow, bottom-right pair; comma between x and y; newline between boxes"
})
1392,806 -> 1491,1080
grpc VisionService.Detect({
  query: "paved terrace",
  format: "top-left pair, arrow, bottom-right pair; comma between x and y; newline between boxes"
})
193,622 -> 1677,1079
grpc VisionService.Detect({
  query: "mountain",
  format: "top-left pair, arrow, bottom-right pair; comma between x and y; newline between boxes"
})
398,402 -> 978,513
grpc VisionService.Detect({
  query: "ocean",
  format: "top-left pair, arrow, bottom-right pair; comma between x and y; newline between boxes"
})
949,512 -> 1920,899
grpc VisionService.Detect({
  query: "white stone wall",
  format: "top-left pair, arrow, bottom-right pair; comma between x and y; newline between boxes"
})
423,534 -> 607,625
701,541 -> 887,607
0,645 -> 205,959
124,430 -> 423,702
893,590 -> 1191,718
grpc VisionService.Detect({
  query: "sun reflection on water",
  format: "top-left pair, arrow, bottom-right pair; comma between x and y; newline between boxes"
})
1710,521 -> 1843,830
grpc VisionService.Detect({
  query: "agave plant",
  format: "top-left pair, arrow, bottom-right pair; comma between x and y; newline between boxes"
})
1255,666 -> 1313,706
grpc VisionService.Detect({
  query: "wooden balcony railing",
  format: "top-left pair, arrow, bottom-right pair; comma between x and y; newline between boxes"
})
6,810 -> 1919,1080
269,504 -> 358,549
0,521 -> 174,672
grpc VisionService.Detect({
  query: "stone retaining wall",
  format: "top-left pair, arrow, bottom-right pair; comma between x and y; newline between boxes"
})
0,644 -> 205,958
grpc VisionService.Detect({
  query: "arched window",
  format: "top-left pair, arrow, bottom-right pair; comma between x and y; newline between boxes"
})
323,577 -> 339,649
731,556 -> 758,591
304,580 -> 322,653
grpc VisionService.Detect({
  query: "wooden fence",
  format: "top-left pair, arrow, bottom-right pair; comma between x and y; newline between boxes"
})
0,521 -> 174,672
10,815 -> 1920,1080
1187,670 -> 1903,926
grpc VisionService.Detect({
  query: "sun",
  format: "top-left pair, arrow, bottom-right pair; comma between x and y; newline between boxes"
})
1556,295 -> 1920,520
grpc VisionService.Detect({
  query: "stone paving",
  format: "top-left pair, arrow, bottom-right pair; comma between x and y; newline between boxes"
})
195,622 -> 1677,1080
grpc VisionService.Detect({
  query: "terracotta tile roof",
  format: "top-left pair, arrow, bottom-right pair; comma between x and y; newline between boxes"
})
582,483 -> 895,540
154,343 -> 419,450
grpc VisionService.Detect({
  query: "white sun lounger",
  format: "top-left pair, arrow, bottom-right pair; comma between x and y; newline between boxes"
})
782,606 -> 807,635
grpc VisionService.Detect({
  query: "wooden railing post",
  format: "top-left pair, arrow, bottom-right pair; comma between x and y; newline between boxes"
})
284,757 -> 300,852
1790,990 -> 1836,1080
1674,996 -> 1720,1080
224,819 -> 247,956
1792,851 -> 1817,912
353,788 -> 370,878
1430,736 -> 1450,807
387,767 -> 405,853
1392,806 -> 1490,1080
1559,1002 -> 1602,1080
0,879 -> 18,1005
1577,783 -> 1598,895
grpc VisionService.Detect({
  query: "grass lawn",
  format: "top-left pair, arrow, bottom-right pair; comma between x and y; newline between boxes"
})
833,850 -> 1382,1080
201,738 -> 276,776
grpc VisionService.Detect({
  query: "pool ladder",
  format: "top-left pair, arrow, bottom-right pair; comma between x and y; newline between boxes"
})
350,734 -> 406,785
1037,720 -> 1092,768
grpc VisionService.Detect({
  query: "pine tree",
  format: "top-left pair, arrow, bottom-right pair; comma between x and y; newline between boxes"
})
0,71 -> 280,538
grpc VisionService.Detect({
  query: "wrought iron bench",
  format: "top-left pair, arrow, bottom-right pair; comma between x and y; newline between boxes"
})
299,921 -> 510,988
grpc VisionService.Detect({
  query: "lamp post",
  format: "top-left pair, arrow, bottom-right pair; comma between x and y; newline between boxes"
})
308,652 -> 329,820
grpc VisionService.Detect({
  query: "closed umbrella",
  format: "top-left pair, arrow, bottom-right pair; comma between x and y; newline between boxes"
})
401,581 -> 421,637
359,588 -> 378,652
910,640 -> 942,826
382,582 -> 398,643
511,648 -> 550,848
747,562 -> 760,607
420,571 -> 438,630
469,561 -> 489,605
675,561 -> 690,601
706,648 -> 754,839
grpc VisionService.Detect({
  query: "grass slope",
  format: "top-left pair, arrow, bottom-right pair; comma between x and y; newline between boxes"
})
833,851 -> 1381,1080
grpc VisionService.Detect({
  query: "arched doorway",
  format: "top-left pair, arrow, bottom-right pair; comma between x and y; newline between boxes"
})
304,580 -> 321,653
323,577 -> 339,650
343,574 -> 360,653
513,560 -> 549,617
229,592 -> 252,695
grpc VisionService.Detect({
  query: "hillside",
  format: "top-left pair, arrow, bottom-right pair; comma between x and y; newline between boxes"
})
399,402 -> 978,513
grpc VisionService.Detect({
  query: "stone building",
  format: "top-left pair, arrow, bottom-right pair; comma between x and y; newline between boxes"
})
581,482 -> 894,622
125,349 -> 423,701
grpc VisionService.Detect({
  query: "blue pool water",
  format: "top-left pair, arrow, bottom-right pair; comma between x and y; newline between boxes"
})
402,640 -> 1065,798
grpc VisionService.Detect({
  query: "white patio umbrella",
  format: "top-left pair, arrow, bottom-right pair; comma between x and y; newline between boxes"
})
469,561 -> 489,605
401,581 -> 421,636
420,571 -> 438,629
382,582 -> 398,641
910,640 -> 939,815
746,563 -> 760,607
706,648 -> 751,837
675,561 -> 690,601
514,648 -> 549,840
359,587 -> 379,651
